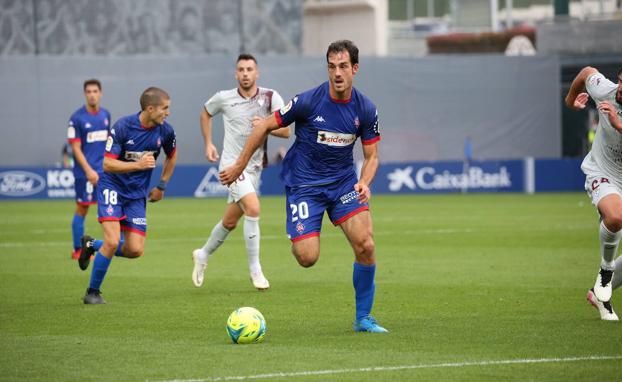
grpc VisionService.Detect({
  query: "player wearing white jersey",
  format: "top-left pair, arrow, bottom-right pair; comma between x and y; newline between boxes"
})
192,54 -> 291,290
566,66 -> 622,321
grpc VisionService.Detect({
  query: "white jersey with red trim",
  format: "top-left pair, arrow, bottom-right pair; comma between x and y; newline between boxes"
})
583,72 -> 622,183
274,82 -> 380,187
204,87 -> 284,171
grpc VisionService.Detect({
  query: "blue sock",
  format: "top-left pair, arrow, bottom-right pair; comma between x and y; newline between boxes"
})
89,253 -> 112,291
353,262 -> 376,321
93,240 -> 124,256
71,214 -> 85,250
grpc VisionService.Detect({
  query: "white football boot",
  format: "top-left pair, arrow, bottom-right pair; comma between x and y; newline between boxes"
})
587,289 -> 619,321
250,269 -> 270,291
593,267 -> 614,302
191,249 -> 207,287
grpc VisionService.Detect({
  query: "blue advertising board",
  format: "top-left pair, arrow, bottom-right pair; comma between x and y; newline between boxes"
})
0,158 -> 585,201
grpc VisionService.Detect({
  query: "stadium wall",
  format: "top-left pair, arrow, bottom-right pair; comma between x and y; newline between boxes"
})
0,158 -> 584,200
0,55 -> 560,166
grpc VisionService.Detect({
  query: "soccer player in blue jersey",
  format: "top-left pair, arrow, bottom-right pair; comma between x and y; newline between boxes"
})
67,79 -> 111,260
78,87 -> 177,304
220,40 -> 387,332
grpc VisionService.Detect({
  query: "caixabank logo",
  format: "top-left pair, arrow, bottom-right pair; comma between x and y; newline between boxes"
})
0,171 -> 46,196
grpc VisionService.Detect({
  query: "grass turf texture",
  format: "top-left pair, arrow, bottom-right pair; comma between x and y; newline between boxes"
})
0,193 -> 621,381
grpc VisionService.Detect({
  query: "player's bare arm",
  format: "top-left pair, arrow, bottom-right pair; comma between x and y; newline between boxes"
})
355,142 -> 379,204
148,151 -> 177,203
565,66 -> 598,110
200,108 -> 219,162
269,125 -> 291,138
598,101 -> 622,132
219,114 -> 280,185
103,152 -> 156,173
70,141 -> 99,185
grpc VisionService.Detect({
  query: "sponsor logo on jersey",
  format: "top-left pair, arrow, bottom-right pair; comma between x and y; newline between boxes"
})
124,151 -> 157,162
280,100 -> 293,115
313,115 -> 326,123
316,131 -> 356,147
339,190 -> 359,204
0,171 -> 46,196
86,130 -> 108,143
132,217 -> 147,225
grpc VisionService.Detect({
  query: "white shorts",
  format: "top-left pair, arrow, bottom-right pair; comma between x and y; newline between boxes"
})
581,154 -> 622,207
226,169 -> 261,204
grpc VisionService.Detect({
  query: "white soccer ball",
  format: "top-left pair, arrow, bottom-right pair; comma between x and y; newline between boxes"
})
226,307 -> 266,344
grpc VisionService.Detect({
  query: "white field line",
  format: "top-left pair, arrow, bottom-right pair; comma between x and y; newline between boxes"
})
149,355 -> 622,382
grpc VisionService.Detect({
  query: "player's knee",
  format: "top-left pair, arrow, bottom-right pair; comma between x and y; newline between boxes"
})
244,207 -> 260,218
124,247 -> 144,258
221,219 -> 237,231
296,255 -> 317,268
603,213 -> 622,232
355,237 -> 375,259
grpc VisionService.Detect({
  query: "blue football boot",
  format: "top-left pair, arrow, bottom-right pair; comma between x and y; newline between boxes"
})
353,315 -> 388,333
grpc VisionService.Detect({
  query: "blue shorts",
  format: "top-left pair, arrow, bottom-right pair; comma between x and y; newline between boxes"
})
74,178 -> 97,206
285,174 -> 369,242
97,186 -> 147,236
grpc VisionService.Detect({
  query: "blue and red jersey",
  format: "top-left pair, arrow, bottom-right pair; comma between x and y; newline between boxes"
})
275,82 -> 380,187
67,106 -> 111,179
101,113 -> 176,199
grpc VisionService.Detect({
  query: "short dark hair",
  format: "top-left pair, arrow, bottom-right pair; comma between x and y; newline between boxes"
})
83,79 -> 101,91
140,87 -> 170,110
326,40 -> 359,66
237,53 -> 257,64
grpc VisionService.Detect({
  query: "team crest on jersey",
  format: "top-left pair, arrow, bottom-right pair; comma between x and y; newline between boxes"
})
280,100 -> 293,115
296,222 -> 305,234
85,122 -> 92,129
106,204 -> 114,216
354,117 -> 360,128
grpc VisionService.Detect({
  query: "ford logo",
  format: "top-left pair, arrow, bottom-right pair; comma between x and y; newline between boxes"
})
0,171 -> 46,197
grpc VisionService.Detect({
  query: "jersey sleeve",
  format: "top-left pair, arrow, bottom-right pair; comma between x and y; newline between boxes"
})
104,122 -> 124,159
275,93 -> 309,127
360,105 -> 381,145
270,90 -> 285,113
163,125 -> 177,158
204,92 -> 223,116
586,72 -> 617,102
67,116 -> 81,144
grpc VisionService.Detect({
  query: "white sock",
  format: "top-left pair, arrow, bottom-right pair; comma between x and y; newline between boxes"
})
613,256 -> 622,290
199,220 -> 230,263
599,221 -> 621,270
244,216 -> 261,274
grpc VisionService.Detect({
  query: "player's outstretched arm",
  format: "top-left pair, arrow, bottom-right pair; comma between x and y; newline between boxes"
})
565,66 -> 598,110
219,114 -> 280,185
103,152 -> 155,173
355,142 -> 379,204
148,151 -> 177,203
200,108 -> 219,162
269,126 -> 291,138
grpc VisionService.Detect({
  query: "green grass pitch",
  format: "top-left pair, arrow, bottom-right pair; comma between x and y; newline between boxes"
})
1,193 -> 621,381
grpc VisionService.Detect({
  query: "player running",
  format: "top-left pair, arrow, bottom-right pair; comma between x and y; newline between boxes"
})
566,66 -> 622,321
78,87 -> 177,304
67,79 -> 111,260
220,40 -> 387,332
191,54 -> 290,290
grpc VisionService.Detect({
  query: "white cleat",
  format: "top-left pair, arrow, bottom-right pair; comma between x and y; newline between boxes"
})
250,270 -> 270,291
587,289 -> 619,321
593,267 -> 614,302
192,249 -> 207,287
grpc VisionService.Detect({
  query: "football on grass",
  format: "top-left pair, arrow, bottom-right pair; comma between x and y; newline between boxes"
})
226,307 -> 266,344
